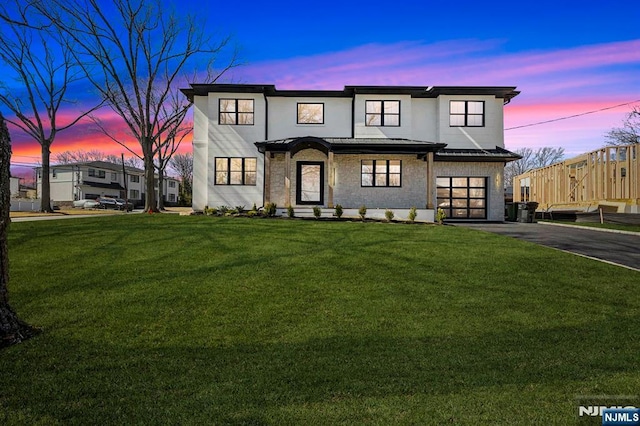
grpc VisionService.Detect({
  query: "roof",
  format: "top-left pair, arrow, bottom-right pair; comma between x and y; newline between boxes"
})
77,181 -> 125,190
435,147 -> 522,162
182,84 -> 519,104
255,136 -> 447,156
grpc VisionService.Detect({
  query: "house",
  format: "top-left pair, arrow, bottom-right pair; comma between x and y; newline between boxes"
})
180,84 -> 520,221
35,161 -> 180,207
10,176 -> 20,198
514,143 -> 640,213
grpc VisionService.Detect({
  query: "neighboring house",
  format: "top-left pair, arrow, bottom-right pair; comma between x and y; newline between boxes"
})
514,143 -> 640,213
35,160 -> 180,207
10,176 -> 20,198
180,84 -> 520,221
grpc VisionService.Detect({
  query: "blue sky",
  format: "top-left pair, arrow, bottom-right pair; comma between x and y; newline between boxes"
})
6,0 -> 640,175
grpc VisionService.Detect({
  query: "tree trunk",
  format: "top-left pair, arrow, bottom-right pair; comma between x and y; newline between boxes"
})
157,167 -> 165,211
143,144 -> 157,212
0,114 -> 39,349
40,143 -> 53,213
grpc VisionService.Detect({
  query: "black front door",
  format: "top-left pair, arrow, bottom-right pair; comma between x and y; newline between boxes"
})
296,162 -> 324,205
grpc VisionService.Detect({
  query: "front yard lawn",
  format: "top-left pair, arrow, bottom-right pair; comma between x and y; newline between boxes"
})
1,215 -> 638,424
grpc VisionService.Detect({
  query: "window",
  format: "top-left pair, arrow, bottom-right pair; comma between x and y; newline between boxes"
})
437,177 -> 487,219
361,160 -> 401,187
111,172 -> 117,181
169,194 -> 176,202
365,100 -> 400,126
219,99 -> 254,125
169,181 -> 176,188
215,157 -> 257,185
88,168 -> 106,178
52,170 -> 57,179
130,189 -> 140,199
450,101 -> 484,127
297,103 -> 324,124
130,175 -> 140,183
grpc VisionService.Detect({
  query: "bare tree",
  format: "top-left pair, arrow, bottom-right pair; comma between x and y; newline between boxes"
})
55,149 -> 143,168
0,113 -> 39,348
504,147 -> 565,187
605,106 -> 640,146
0,8 -> 101,212
37,0 -> 236,212
169,152 -> 193,205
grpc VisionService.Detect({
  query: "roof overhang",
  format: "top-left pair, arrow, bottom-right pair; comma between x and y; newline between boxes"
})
434,147 -> 522,163
255,136 -> 447,157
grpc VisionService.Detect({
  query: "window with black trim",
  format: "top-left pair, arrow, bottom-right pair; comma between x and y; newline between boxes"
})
215,157 -> 257,185
450,101 -> 484,127
297,103 -> 324,124
219,99 -> 254,125
88,168 -> 106,178
437,177 -> 487,219
361,160 -> 401,187
365,100 -> 400,126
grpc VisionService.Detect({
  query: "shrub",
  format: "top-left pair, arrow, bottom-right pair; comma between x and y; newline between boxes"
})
334,204 -> 343,219
436,207 -> 447,224
287,205 -> 295,218
235,205 -> 245,214
408,206 -> 417,223
218,205 -> 229,215
312,206 -> 321,219
385,209 -> 394,222
264,202 -> 277,217
204,206 -> 217,216
358,205 -> 367,221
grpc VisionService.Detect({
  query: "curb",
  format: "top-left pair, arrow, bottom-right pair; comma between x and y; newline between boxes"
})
538,221 -> 640,237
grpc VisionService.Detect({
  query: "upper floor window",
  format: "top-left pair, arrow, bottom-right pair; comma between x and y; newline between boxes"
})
297,103 -> 324,124
88,168 -> 106,178
219,99 -> 254,125
215,157 -> 257,186
361,160 -> 401,187
365,100 -> 400,127
168,181 -> 176,188
130,175 -> 140,183
111,172 -> 117,181
450,101 -> 484,127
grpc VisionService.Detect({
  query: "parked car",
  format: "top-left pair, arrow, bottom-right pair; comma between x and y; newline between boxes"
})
98,197 -> 119,210
115,199 -> 134,211
73,199 -> 100,209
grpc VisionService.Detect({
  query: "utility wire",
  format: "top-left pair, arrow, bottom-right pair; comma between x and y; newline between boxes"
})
505,99 -> 640,131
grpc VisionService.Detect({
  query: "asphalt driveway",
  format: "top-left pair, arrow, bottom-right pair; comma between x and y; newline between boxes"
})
456,222 -> 640,271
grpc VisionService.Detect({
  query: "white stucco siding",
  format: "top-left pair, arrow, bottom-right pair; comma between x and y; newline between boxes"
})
434,161 -> 505,221
437,96 -> 505,149
267,97 -> 352,140
411,99 -> 438,142
200,93 -> 266,210
353,94 -> 413,139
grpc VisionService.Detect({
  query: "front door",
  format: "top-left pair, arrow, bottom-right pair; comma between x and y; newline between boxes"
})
296,161 -> 324,205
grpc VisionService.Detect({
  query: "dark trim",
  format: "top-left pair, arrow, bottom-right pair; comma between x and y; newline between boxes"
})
219,98 -> 255,126
436,176 -> 488,220
365,100 -> 401,127
264,93 -> 269,140
361,160 -> 402,188
351,96 -> 355,138
255,137 -> 446,156
214,157 -> 257,186
435,146 -> 521,163
296,102 -> 325,124
449,100 -> 485,127
296,161 -> 324,205
181,84 -> 519,104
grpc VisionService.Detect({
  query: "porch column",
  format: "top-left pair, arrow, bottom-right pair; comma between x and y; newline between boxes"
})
264,152 -> 271,204
284,151 -> 291,207
327,151 -> 334,208
426,152 -> 434,209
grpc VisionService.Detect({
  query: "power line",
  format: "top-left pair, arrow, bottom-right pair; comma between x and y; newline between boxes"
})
505,99 -> 640,131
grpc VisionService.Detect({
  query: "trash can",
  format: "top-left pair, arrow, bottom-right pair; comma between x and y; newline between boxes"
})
517,203 -> 529,223
505,202 -> 518,222
526,202 -> 539,223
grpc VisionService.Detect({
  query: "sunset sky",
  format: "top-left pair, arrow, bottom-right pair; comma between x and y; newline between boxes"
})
4,0 -> 640,179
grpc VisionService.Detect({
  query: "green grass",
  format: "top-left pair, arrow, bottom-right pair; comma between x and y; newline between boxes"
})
541,220 -> 640,233
1,215 -> 639,425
